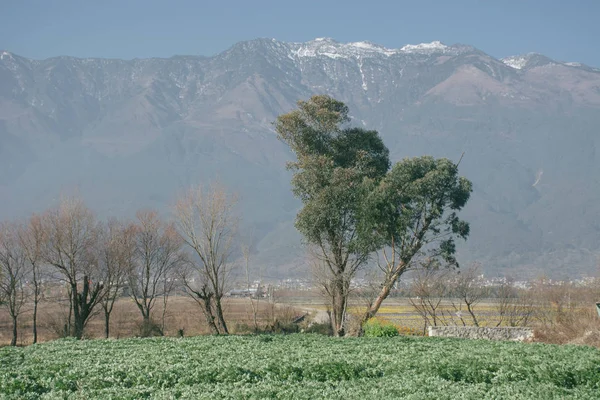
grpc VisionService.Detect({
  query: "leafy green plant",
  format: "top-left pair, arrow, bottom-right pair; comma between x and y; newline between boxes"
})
1,335 -> 599,399
363,318 -> 399,337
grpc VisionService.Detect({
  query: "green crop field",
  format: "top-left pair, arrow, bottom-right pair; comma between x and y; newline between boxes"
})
1,335 -> 599,399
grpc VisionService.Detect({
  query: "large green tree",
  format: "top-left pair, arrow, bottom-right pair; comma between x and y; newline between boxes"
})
360,156 -> 472,324
276,96 -> 472,335
276,95 -> 389,336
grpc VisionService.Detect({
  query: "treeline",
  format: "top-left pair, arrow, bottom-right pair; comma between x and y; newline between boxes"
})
0,184 -> 238,345
358,264 -> 600,343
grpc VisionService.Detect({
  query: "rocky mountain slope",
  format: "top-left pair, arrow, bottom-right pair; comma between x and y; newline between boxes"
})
1,39 -> 600,278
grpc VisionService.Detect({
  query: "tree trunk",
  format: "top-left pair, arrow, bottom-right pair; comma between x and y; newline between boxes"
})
362,282 -> 393,325
161,295 -> 168,335
71,283 -> 81,339
467,303 -> 479,327
72,280 -> 89,340
74,319 -> 85,340
331,299 -> 346,337
330,279 -> 347,337
141,312 -> 152,336
73,289 -> 84,340
11,315 -> 18,346
104,310 -> 111,338
32,300 -> 38,344
215,298 -> 228,334
361,269 -> 403,329
202,297 -> 220,334
67,287 -> 73,337
32,267 -> 41,345
251,297 -> 259,333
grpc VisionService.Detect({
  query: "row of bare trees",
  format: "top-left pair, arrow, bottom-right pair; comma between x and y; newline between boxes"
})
403,264 -> 600,337
0,183 -> 238,344
0,216 -> 44,345
406,264 -> 531,331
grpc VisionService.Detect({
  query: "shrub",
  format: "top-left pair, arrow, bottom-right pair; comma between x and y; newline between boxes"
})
268,320 -> 300,334
363,318 -> 399,337
138,319 -> 164,337
396,325 -> 423,336
304,322 -> 333,336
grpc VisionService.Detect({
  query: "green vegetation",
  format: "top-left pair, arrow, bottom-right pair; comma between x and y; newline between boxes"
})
1,335 -> 599,399
275,95 -> 472,336
362,318 -> 399,337
275,96 -> 391,336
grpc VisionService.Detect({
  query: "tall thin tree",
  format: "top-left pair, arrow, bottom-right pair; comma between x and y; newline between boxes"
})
175,183 -> 238,335
42,197 -> 104,339
129,210 -> 183,336
0,223 -> 28,346
17,215 -> 45,344
99,219 -> 136,338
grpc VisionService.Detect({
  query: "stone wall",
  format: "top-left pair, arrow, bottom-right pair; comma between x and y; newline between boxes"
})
428,326 -> 534,342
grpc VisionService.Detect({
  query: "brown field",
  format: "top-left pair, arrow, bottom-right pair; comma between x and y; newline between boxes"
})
2,288 -> 599,347
273,290 -> 600,345
0,295 -> 302,346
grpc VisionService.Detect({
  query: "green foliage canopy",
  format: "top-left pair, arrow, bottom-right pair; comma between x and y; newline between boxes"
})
275,95 -> 390,262
363,156 -> 472,267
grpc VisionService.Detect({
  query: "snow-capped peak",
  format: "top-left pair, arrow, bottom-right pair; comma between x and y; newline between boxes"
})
502,53 -> 557,70
291,38 -> 452,60
400,41 -> 448,53
349,41 -> 384,51
0,51 -> 13,61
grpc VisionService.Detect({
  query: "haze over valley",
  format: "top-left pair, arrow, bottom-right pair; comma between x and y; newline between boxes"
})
1,38 -> 600,278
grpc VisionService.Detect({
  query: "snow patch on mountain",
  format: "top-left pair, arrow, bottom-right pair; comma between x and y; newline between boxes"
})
502,53 -> 562,71
400,41 -> 448,53
502,56 -> 528,70
290,38 -> 452,60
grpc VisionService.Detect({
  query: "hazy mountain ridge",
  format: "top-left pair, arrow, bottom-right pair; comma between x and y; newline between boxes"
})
1,39 -> 600,278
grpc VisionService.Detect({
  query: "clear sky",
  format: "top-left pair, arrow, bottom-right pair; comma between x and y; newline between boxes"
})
1,0 -> 599,66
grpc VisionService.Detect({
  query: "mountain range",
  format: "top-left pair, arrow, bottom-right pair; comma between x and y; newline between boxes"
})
1,38 -> 600,278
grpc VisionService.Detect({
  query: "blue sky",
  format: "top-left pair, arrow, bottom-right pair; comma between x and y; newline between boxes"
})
1,0 -> 599,66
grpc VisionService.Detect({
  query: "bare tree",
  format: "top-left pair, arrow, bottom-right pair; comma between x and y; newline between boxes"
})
450,264 -> 488,327
129,210 -> 183,336
494,281 -> 536,327
242,244 -> 260,333
265,284 -> 278,326
409,266 -> 452,333
17,214 -> 45,344
42,197 -> 104,339
0,271 -> 4,306
160,262 -> 178,335
0,222 -> 28,346
98,219 -> 136,338
175,183 -> 238,335
179,262 -> 220,334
